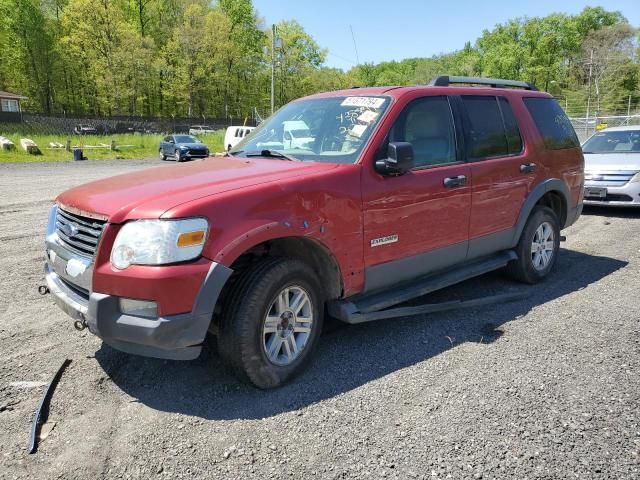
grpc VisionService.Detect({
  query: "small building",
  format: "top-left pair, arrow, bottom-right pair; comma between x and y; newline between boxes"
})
0,91 -> 26,122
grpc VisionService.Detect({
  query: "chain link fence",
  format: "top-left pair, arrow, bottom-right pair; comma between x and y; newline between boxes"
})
1,114 -> 257,135
570,114 -> 640,143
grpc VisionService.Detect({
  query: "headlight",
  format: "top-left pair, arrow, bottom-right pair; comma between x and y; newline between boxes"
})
111,218 -> 208,270
630,172 -> 640,183
179,145 -> 189,150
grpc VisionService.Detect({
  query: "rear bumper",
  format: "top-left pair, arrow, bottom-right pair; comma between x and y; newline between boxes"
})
45,261 -> 232,360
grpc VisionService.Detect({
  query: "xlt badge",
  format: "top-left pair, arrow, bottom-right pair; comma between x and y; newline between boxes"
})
371,234 -> 398,247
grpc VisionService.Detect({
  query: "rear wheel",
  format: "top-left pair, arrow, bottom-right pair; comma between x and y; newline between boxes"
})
507,206 -> 560,283
217,258 -> 324,389
159,149 -> 166,161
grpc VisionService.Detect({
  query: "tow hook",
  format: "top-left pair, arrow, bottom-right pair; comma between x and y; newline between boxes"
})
74,313 -> 87,331
38,285 -> 50,295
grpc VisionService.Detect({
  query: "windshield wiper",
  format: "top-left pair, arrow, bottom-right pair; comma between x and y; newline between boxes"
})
245,149 -> 299,161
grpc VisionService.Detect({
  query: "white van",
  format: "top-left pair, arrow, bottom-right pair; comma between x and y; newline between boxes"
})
224,126 -> 255,151
282,120 -> 314,149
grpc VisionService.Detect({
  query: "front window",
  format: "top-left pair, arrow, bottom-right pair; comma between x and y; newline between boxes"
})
582,130 -> 640,154
175,135 -> 198,143
230,96 -> 391,164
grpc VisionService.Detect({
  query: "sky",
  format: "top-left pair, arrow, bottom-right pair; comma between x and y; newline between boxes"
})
251,0 -> 640,70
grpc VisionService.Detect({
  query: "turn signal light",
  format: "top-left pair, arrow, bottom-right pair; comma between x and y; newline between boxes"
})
177,230 -> 206,248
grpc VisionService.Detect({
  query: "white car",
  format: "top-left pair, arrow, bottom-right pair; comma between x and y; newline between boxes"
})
224,126 -> 255,151
189,125 -> 215,136
582,126 -> 640,207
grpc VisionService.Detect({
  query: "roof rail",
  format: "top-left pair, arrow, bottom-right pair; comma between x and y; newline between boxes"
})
429,75 -> 538,91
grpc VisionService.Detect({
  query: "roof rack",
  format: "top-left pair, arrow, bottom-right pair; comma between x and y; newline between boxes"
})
429,75 -> 538,91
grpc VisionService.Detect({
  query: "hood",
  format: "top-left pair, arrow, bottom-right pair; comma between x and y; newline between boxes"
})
57,157 -> 338,223
584,152 -> 640,172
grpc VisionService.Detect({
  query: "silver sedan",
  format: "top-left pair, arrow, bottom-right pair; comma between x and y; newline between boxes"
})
582,126 -> 640,207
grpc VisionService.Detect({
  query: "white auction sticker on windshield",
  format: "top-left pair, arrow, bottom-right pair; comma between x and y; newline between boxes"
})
348,124 -> 368,138
341,97 -> 385,109
358,110 -> 379,124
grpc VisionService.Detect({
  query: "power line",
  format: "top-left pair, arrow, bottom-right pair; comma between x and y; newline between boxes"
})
349,25 -> 360,65
326,51 -> 357,65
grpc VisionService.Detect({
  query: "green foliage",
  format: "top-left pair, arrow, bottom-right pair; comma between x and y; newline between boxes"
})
0,3 -> 637,119
0,130 -> 224,163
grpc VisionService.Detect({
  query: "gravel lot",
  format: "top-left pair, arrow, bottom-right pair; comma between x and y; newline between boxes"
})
1,159 -> 639,479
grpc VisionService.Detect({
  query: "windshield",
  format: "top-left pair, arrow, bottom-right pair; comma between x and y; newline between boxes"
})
230,95 -> 391,164
583,130 -> 640,154
175,135 -> 199,143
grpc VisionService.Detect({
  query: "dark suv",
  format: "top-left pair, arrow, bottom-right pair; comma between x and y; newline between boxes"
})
45,76 -> 583,388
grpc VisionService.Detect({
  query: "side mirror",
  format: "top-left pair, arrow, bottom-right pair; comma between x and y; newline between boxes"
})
169,139 -> 175,144
375,142 -> 414,175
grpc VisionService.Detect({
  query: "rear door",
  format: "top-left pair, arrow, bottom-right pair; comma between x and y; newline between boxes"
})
361,94 -> 472,292
457,94 -> 537,258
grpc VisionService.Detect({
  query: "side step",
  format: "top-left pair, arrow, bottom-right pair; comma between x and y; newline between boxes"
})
328,250 -> 517,324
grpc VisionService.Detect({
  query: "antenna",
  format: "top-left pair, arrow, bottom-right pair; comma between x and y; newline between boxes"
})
349,25 -> 360,65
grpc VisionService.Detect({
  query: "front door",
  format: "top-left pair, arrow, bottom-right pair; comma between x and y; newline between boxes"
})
361,95 -> 471,292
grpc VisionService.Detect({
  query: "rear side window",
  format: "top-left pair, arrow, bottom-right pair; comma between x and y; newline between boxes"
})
462,96 -> 522,159
524,97 -> 579,150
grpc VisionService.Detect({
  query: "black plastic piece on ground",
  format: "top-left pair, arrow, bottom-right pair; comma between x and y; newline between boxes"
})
28,359 -> 72,454
38,285 -> 50,295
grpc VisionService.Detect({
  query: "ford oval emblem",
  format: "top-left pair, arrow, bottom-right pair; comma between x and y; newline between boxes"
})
61,222 -> 80,238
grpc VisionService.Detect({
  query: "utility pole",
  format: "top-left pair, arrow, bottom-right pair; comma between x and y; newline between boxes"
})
271,24 -> 276,116
585,49 -> 594,137
628,95 -> 632,116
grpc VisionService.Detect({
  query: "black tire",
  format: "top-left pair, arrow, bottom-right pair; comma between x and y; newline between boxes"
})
174,149 -> 182,162
506,206 -> 560,284
217,258 -> 324,389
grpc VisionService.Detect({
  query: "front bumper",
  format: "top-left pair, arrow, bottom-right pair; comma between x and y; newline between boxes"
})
181,150 -> 209,159
45,260 -> 232,360
583,181 -> 640,207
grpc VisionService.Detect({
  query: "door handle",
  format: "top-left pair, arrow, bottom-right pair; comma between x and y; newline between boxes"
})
443,175 -> 467,188
520,163 -> 536,173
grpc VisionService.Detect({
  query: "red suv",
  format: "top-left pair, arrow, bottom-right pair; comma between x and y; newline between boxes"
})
44,76 -> 584,388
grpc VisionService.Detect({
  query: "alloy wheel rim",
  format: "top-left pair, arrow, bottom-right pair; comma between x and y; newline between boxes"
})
531,221 -> 555,271
262,285 -> 313,366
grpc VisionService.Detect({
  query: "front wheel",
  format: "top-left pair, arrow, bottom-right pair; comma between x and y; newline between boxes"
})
506,206 -> 560,284
217,258 -> 324,389
174,149 -> 183,162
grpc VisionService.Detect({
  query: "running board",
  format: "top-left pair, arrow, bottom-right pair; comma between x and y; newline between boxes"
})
328,250 -> 517,324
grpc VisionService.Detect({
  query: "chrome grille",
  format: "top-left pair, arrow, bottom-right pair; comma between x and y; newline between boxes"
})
55,208 -> 107,257
584,170 -> 638,187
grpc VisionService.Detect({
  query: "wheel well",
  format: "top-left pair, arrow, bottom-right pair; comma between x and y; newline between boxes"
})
535,191 -> 567,227
216,237 -> 343,319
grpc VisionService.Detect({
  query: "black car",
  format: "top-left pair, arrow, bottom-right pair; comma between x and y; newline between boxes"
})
159,134 -> 210,162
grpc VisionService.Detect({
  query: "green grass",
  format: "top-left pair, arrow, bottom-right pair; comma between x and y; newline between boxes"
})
0,129 -> 225,163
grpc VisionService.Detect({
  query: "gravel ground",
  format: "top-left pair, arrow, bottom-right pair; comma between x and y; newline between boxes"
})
0,159 -> 639,479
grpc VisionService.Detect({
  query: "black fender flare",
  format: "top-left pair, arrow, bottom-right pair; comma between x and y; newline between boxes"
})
511,179 -> 570,246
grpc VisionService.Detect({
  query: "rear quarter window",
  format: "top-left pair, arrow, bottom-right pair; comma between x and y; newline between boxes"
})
524,97 -> 579,150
